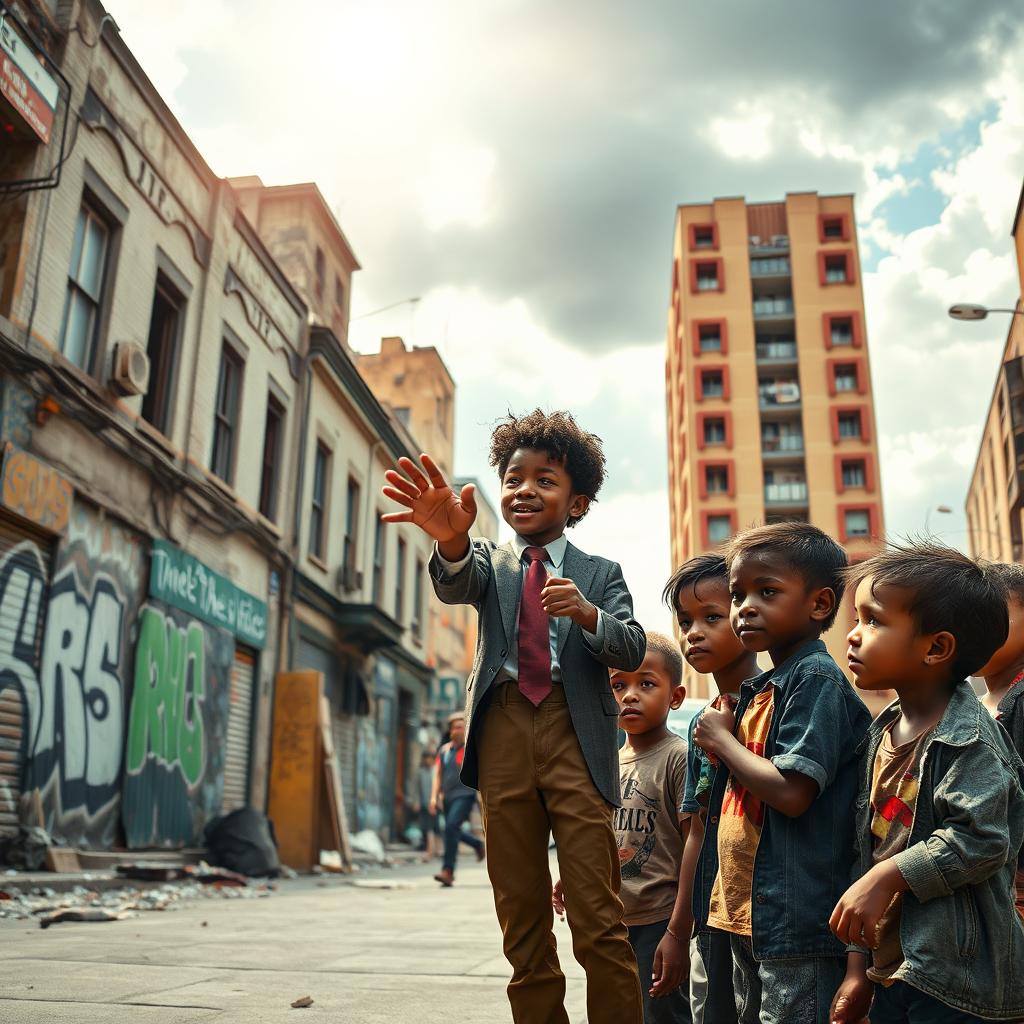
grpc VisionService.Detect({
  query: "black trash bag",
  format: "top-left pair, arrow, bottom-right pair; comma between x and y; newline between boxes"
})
203,808 -> 280,878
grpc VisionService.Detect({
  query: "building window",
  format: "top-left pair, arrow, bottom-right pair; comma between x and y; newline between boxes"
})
700,369 -> 724,398
692,224 -> 716,249
343,476 -> 361,580
829,315 -> 854,346
393,406 -> 411,428
372,516 -> 386,603
703,416 -> 726,446
695,261 -> 720,291
705,465 -> 729,494
211,342 -> 245,484
698,323 -> 722,352
820,215 -> 847,241
823,252 -> 851,284
334,274 -> 346,313
838,411 -> 863,439
141,275 -> 184,435
412,558 -> 425,640
834,363 -> 858,393
309,442 -> 331,560
707,515 -> 732,545
60,201 -> 112,371
258,393 -> 285,522
842,459 -> 866,489
314,247 -> 326,296
844,509 -> 871,538
395,537 -> 407,622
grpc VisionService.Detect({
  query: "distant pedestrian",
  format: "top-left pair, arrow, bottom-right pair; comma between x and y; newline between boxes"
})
430,712 -> 484,886
414,750 -> 440,862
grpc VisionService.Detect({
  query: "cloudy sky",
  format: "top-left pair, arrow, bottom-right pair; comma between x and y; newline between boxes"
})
113,0 -> 1024,632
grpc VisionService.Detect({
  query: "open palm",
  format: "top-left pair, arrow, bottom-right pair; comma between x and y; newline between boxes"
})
381,454 -> 477,543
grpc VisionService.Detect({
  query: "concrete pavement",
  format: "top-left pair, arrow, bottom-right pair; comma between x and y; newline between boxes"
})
0,855 -> 589,1023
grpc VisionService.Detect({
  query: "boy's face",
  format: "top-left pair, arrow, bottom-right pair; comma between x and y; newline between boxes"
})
729,550 -> 835,664
976,595 -> 1024,679
610,651 -> 684,737
846,576 -> 941,690
675,576 -> 748,675
500,448 -> 589,546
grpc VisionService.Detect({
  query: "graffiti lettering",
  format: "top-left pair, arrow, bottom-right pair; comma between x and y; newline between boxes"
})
67,503 -> 144,593
127,606 -> 206,787
1,447 -> 72,533
27,567 -> 126,822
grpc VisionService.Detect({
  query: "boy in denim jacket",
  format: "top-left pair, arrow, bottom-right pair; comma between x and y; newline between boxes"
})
831,543 -> 1024,1023
691,523 -> 871,1024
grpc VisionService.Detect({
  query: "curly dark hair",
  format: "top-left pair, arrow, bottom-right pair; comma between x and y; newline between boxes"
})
488,409 -> 606,527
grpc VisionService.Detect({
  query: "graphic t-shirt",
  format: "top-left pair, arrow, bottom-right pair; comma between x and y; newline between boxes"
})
615,733 -> 690,926
867,718 -> 931,984
707,685 -> 775,936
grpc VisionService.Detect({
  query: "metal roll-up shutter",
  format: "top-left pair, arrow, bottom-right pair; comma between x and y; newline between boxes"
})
222,648 -> 256,811
0,516 -> 53,834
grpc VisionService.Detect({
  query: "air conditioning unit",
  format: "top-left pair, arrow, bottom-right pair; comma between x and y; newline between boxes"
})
110,342 -> 150,396
335,564 -> 364,594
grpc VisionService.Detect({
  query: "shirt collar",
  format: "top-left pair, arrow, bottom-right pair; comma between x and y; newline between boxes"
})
512,532 -> 567,571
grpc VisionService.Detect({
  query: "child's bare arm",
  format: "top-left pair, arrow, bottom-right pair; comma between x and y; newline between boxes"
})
649,816 -> 694,999
830,952 -> 873,1024
829,858 -> 908,948
693,704 -> 819,818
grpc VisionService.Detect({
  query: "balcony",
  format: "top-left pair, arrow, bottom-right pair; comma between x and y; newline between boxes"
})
750,235 -> 790,256
756,340 -> 797,363
759,381 -> 800,408
750,256 -> 791,282
762,434 -> 804,457
753,296 -> 794,320
765,481 -> 808,505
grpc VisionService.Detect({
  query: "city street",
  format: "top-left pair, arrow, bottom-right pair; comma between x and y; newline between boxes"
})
0,858 -> 587,1023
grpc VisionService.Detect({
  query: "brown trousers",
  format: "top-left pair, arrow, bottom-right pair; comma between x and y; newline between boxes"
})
477,681 -> 643,1024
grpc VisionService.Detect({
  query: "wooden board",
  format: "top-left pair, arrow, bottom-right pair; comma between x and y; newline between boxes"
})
45,848 -> 80,873
319,696 -> 353,870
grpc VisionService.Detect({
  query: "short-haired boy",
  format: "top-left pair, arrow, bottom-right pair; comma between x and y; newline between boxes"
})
690,522 -> 871,1024
830,543 -> 1024,1023
664,553 -> 759,1024
382,409 -> 646,1023
977,561 -> 1024,917
555,632 -> 692,1024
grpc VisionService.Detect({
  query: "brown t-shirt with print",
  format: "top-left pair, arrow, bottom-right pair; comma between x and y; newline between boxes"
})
707,686 -> 775,936
867,718 -> 932,984
615,733 -> 689,926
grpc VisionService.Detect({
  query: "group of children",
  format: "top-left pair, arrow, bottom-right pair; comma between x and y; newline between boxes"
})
382,407 -> 1024,1024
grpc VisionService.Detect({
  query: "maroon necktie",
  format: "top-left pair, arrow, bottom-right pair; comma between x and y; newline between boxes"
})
518,546 -> 552,706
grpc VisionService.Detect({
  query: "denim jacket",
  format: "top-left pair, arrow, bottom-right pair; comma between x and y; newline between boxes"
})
851,682 -> 1024,1019
692,640 -> 871,959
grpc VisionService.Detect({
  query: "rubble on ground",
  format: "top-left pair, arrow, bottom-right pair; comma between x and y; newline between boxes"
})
0,864 -> 275,925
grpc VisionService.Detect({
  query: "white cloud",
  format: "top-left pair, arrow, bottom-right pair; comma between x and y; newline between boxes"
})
709,103 -> 776,160
416,144 -> 498,231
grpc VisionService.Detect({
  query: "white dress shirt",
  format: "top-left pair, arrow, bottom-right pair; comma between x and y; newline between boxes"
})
436,533 -> 605,683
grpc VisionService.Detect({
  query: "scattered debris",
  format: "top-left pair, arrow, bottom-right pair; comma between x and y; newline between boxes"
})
204,808 -> 281,878
0,826 -> 53,872
291,996 -> 314,1009
40,906 -> 135,929
0,876 -> 274,923
349,830 -> 386,863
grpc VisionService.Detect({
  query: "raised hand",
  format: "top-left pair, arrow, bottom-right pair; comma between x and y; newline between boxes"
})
381,453 -> 477,545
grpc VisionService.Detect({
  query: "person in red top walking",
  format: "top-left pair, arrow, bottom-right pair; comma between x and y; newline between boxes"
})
431,712 -> 485,886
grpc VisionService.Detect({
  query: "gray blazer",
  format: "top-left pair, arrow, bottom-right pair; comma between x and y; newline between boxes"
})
429,538 -> 646,806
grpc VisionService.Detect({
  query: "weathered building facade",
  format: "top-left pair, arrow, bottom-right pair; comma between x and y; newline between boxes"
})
0,0 -> 451,849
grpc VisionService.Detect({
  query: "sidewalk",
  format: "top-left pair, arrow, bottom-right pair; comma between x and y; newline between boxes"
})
0,856 -> 588,1023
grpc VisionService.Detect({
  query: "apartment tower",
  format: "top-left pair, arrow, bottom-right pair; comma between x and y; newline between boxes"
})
666,193 -> 884,698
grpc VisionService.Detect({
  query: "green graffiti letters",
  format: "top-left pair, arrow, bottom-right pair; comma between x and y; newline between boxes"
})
126,606 -> 206,786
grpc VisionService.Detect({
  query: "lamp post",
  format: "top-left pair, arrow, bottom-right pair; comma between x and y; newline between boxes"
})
948,303 -> 1024,322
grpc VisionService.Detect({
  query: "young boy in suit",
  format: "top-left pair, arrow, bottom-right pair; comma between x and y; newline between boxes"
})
382,409 -> 646,1024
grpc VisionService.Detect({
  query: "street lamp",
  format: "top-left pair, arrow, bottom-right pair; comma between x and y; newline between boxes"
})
924,504 -> 953,535
948,303 -> 1024,322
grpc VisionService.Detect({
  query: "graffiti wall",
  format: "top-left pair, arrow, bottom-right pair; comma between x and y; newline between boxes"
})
122,602 -> 232,848
24,503 -> 147,847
